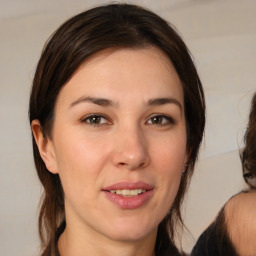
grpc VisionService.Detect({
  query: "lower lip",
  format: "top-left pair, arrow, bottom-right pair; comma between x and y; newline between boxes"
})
103,190 -> 154,209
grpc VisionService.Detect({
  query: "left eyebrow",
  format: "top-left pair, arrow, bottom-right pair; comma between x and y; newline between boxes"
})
69,96 -> 118,108
147,97 -> 182,111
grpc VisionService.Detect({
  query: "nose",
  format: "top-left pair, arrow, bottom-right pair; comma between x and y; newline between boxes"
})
111,125 -> 150,170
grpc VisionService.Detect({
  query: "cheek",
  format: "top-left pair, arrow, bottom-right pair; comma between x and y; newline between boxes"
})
151,133 -> 187,173
54,131 -> 110,172
150,133 -> 186,205
53,134 -> 111,199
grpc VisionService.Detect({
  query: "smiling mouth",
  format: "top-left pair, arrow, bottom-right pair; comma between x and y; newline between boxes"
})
108,189 -> 147,197
103,183 -> 154,209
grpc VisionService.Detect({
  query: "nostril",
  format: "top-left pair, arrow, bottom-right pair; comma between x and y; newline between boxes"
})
117,160 -> 147,170
112,145 -> 150,170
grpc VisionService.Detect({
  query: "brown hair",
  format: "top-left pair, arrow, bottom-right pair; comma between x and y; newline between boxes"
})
241,92 -> 256,189
29,3 -> 205,255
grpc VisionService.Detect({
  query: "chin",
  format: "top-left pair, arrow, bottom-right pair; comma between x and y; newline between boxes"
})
108,230 -> 152,242
106,219 -> 157,242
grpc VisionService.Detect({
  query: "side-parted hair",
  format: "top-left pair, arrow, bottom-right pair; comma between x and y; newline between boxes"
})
241,92 -> 256,189
29,3 -> 205,255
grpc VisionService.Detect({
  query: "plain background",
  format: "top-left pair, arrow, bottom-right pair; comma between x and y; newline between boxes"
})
0,0 -> 255,255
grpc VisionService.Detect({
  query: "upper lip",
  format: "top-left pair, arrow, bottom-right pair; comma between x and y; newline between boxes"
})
102,182 -> 154,191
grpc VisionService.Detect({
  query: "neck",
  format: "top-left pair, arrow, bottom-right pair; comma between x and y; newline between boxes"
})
58,221 -> 156,256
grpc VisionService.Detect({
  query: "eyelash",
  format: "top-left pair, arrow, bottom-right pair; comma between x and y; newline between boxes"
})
82,114 -> 111,127
81,114 -> 175,127
146,114 -> 175,126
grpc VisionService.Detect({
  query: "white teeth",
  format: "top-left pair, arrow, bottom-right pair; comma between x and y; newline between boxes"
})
130,189 -> 138,196
109,189 -> 146,196
122,189 -> 130,196
116,190 -> 122,195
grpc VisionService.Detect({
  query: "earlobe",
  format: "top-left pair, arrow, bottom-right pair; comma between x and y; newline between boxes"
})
185,147 -> 192,166
31,120 -> 59,174
182,149 -> 190,176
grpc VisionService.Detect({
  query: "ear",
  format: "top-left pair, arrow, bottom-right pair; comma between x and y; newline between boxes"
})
31,120 -> 59,174
184,147 -> 192,168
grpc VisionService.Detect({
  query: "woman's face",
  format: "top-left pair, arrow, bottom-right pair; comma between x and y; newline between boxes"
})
37,47 -> 187,242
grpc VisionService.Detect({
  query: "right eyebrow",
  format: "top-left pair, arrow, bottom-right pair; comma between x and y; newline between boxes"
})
69,96 -> 119,108
147,97 -> 182,111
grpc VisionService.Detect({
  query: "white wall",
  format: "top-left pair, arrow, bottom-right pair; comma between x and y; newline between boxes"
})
0,0 -> 255,255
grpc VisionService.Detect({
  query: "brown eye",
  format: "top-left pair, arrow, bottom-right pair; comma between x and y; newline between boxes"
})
83,115 -> 109,126
89,116 -> 101,124
151,116 -> 163,124
147,115 -> 174,125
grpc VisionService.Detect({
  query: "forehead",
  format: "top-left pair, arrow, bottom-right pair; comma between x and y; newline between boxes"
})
56,47 -> 184,107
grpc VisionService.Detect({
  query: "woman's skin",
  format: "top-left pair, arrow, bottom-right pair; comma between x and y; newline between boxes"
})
225,191 -> 256,256
32,47 -> 188,256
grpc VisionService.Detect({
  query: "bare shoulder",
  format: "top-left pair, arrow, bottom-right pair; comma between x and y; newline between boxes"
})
226,191 -> 256,212
224,191 -> 256,256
